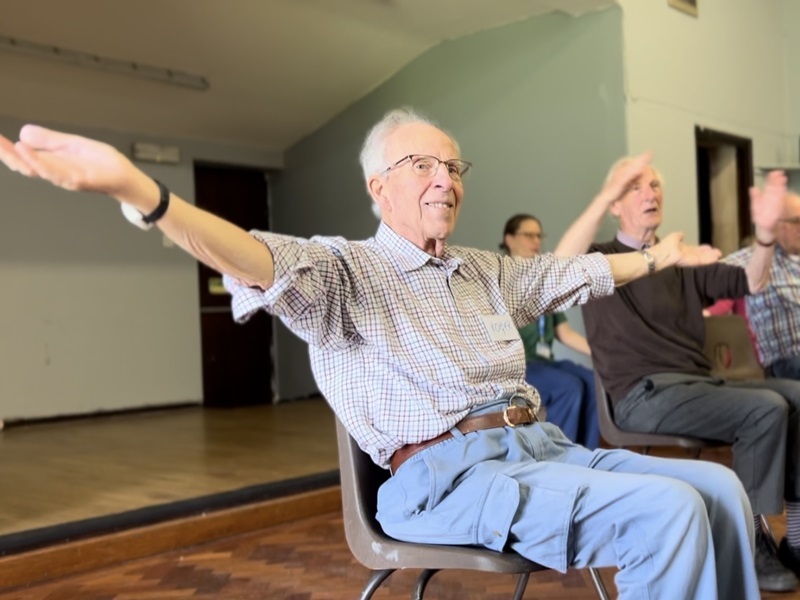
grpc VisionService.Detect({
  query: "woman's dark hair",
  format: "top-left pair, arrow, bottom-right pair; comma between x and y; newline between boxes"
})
499,213 -> 541,253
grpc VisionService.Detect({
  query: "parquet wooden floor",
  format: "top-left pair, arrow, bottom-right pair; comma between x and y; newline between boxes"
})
0,511 -> 600,599
0,510 -> 796,600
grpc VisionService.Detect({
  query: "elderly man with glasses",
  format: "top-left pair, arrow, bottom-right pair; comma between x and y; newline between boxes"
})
721,191 -> 800,576
0,108 -> 760,599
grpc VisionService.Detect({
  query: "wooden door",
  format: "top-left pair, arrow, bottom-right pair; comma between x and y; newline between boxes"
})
193,163 -> 273,408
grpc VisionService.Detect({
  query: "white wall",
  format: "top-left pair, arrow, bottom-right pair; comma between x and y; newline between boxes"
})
618,0 -> 795,241
0,116 -> 282,420
784,0 -> 800,145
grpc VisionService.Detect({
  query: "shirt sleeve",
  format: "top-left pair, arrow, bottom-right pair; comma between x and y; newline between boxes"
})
223,231 -> 362,351
691,262 -> 750,304
501,252 -> 615,327
722,247 -> 753,268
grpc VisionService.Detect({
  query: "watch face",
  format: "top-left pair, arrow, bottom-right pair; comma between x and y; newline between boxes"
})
641,250 -> 655,274
121,202 -> 153,231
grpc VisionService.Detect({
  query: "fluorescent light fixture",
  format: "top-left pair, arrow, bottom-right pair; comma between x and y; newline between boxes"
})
0,34 -> 209,91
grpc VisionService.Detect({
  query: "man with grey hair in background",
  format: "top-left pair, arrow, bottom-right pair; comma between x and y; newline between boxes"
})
724,189 -> 800,576
0,109 -> 760,598
569,156 -> 799,592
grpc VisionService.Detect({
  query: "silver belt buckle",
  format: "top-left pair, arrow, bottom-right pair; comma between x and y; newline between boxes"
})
504,397 -> 535,427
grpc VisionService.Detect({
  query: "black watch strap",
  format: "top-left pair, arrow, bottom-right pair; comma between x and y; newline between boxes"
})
141,179 -> 171,224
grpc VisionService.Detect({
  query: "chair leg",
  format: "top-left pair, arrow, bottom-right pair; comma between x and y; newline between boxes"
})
511,572 -> 530,600
760,514 -> 779,553
589,567 -> 611,600
411,569 -> 439,600
359,569 -> 395,600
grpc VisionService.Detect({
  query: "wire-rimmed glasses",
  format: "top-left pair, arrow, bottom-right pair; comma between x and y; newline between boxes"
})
382,154 -> 472,182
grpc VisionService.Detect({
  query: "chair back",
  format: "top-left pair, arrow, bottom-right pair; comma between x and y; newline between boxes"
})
703,314 -> 764,381
336,418 -> 392,568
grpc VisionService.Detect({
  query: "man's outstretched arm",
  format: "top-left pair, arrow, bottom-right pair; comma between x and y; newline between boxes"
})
605,232 -> 722,287
0,126 -> 275,289
742,170 -> 787,293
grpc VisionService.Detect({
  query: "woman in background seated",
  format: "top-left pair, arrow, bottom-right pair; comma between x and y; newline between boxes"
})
501,214 -> 600,449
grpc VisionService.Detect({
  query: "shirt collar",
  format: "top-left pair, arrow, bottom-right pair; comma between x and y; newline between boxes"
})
775,244 -> 799,262
616,230 -> 658,250
374,222 -> 462,273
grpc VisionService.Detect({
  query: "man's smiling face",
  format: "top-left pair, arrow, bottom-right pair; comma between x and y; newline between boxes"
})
371,122 -> 464,256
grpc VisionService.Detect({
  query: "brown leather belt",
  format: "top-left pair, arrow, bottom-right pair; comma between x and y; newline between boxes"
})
389,403 -> 537,475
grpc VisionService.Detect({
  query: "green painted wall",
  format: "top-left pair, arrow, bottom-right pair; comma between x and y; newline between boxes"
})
273,7 -> 627,399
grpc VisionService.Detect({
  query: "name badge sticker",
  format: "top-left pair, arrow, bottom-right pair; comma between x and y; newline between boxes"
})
482,314 -> 520,342
535,342 -> 552,359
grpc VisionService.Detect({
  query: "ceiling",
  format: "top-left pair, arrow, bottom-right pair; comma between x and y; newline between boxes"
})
0,0 -> 613,153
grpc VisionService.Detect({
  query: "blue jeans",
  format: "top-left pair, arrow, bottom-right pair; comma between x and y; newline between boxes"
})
377,400 -> 757,599
525,360 -> 599,449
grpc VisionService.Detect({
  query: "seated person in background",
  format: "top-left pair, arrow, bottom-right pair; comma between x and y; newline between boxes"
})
500,213 -> 599,448
0,110 -> 758,599
725,192 -> 800,380
565,156 -> 800,592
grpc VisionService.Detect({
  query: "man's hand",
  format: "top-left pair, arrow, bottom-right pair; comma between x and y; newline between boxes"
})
751,170 -> 787,242
0,125 -> 139,199
597,152 -> 653,207
606,232 -> 721,287
1,126 -> 276,291
554,152 -> 653,256
652,232 -> 722,269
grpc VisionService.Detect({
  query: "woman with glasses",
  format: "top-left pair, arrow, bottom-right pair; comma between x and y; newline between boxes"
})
500,214 -> 600,449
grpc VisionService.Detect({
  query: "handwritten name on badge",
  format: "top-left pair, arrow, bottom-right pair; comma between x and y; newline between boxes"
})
482,315 -> 520,341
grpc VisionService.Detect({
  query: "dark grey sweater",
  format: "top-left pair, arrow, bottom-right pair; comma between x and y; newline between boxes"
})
582,238 -> 749,403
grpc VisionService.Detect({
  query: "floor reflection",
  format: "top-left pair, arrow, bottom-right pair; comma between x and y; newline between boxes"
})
0,397 -> 337,538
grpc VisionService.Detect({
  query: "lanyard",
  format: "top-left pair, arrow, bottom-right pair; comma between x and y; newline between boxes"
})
538,315 -> 546,339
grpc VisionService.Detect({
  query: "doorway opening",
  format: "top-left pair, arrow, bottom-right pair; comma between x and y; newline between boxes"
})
193,163 -> 274,408
695,127 -> 753,254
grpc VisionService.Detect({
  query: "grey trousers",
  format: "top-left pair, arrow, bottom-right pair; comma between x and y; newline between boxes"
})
614,373 -> 800,515
768,355 -> 800,379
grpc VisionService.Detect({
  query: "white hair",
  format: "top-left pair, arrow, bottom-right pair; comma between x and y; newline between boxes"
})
358,107 -> 459,182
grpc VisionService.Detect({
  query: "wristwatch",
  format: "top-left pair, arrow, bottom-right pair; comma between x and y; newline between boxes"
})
640,248 -> 656,274
120,178 -> 171,231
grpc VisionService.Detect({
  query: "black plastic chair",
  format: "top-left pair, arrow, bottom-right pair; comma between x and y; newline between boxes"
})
336,418 -> 610,600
